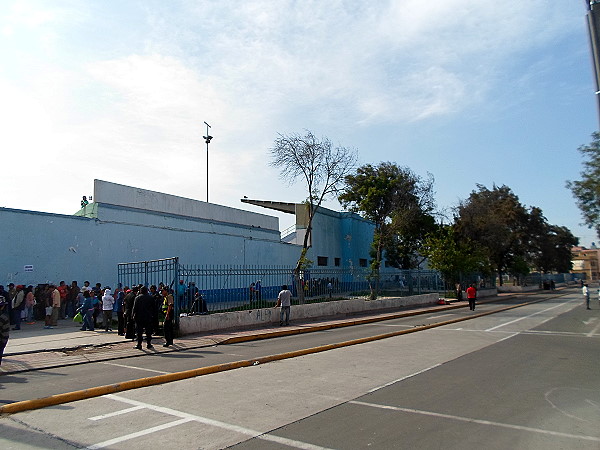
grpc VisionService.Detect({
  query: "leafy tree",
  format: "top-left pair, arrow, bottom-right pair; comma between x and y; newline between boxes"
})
270,130 -> 356,301
455,184 -> 529,285
566,132 -> 600,238
422,225 -> 488,287
338,162 -> 435,299
526,207 -> 578,274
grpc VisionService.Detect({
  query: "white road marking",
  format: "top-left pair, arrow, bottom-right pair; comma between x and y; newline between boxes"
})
350,401 -> 600,442
88,406 -> 145,421
497,332 -> 519,343
587,322 -> 600,337
485,302 -> 567,332
99,362 -> 171,374
87,418 -> 194,449
88,394 -> 333,450
582,318 -> 597,325
367,364 -> 441,393
428,314 -> 453,320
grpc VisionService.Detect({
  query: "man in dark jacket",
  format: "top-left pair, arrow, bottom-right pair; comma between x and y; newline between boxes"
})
123,286 -> 138,340
132,286 -> 156,349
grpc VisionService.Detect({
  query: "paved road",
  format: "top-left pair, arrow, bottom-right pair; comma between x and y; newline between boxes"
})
0,293 -> 562,404
1,288 -> 598,449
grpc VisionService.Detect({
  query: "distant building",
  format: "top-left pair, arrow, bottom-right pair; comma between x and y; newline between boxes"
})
571,245 -> 600,280
0,179 -> 377,286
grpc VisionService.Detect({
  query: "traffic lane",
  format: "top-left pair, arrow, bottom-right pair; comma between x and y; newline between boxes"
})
238,333 -> 600,449
0,325 -> 512,449
0,296 -> 576,404
529,299 -> 600,335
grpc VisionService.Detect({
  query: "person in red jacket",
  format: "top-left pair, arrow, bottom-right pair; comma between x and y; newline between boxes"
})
466,284 -> 477,311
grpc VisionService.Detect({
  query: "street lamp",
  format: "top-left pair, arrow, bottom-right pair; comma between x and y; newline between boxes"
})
203,121 -> 213,203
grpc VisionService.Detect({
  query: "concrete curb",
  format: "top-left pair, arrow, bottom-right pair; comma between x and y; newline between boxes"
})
0,293 -> 561,415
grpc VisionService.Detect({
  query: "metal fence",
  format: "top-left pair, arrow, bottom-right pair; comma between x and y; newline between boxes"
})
117,257 -> 445,318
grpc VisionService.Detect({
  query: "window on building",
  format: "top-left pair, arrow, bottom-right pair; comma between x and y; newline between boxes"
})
334,257 -> 341,267
317,256 -> 328,266
359,258 -> 368,267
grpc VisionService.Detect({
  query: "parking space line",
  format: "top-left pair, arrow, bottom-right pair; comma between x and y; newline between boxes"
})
97,394 -> 332,449
367,364 -> 441,393
87,418 -> 194,449
350,401 -> 600,442
485,302 -> 568,332
99,362 -> 171,374
89,405 -> 145,421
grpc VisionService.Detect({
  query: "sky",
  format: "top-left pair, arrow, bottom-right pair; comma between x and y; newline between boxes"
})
1,1 -> 599,247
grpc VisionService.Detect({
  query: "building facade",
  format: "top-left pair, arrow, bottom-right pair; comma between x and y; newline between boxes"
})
1,180 -> 377,287
571,245 -> 600,280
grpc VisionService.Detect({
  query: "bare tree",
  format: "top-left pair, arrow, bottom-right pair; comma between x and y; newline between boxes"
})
270,130 -> 357,301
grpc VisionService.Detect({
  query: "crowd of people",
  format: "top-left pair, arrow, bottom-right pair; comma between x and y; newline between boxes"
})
0,281 -> 177,365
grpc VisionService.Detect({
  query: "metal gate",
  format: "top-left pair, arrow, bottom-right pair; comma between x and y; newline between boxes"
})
117,257 -> 180,292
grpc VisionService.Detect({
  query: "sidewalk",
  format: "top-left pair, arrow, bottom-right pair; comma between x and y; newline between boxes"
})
0,297 -> 506,375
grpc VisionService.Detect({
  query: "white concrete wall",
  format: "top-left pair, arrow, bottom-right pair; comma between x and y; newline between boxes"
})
94,179 -> 278,231
496,285 -> 539,293
178,293 -> 439,335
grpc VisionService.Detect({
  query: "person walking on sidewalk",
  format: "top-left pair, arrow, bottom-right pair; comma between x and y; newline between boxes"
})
583,283 -> 591,310
0,296 -> 9,367
101,288 -> 115,332
276,285 -> 292,326
132,286 -> 156,349
78,291 -> 95,331
466,284 -> 477,311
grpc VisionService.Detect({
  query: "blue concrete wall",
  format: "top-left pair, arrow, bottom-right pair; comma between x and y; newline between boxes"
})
0,205 -> 300,288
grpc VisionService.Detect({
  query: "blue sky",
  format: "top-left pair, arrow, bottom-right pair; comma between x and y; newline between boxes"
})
1,1 -> 598,246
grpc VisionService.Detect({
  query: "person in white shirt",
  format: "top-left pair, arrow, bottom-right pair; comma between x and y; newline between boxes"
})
102,288 -> 115,331
276,285 -> 292,326
583,284 -> 590,310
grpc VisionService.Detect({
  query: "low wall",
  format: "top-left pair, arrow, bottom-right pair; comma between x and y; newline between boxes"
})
497,285 -> 539,293
179,293 -> 439,336
476,288 -> 498,298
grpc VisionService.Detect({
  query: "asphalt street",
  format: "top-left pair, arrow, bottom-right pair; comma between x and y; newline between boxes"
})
0,288 -> 598,449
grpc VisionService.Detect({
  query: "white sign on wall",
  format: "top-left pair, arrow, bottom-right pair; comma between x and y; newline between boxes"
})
24,265 -> 34,272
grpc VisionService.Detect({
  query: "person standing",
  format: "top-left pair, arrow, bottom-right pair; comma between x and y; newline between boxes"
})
114,287 -> 125,336
57,281 -> 69,319
67,281 -> 80,319
123,286 -> 138,340
161,287 -> 174,347
50,285 -> 61,326
255,280 -> 262,302
24,285 -> 35,324
79,291 -> 95,331
0,296 -> 9,367
466,284 -> 477,311
101,288 -> 115,332
132,286 -> 156,349
11,285 -> 25,330
583,283 -> 591,310
455,283 -> 463,301
276,285 -> 292,326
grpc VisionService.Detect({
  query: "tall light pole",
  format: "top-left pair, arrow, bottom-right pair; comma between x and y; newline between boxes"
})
203,121 -> 213,203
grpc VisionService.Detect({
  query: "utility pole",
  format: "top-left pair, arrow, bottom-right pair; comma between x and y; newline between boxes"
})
203,121 -> 213,203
